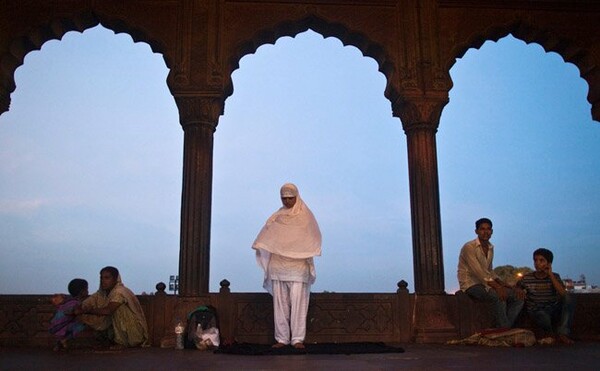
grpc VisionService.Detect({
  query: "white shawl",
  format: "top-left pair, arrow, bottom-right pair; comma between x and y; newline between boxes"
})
252,183 -> 322,293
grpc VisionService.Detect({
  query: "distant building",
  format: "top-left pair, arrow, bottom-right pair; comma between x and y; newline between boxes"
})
563,278 -> 574,290
563,275 -> 599,293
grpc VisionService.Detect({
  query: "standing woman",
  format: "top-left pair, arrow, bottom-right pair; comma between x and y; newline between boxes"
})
252,183 -> 322,349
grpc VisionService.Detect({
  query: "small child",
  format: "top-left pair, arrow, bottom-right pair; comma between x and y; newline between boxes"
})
49,278 -> 89,351
517,248 -> 574,345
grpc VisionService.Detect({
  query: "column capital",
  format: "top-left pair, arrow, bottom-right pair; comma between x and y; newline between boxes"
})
175,95 -> 224,131
393,95 -> 448,134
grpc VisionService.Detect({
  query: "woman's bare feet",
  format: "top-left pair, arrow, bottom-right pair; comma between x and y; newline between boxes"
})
293,342 -> 305,349
271,342 -> 286,348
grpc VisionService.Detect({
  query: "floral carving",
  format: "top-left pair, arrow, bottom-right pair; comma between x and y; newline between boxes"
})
393,96 -> 448,133
175,96 -> 224,130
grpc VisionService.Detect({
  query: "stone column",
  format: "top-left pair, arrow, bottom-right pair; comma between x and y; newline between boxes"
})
395,97 -> 447,295
175,96 -> 223,296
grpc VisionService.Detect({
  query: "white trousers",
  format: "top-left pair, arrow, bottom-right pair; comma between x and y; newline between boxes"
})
272,280 -> 310,345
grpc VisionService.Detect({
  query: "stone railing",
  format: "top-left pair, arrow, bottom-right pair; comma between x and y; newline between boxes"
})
1,280 -> 598,348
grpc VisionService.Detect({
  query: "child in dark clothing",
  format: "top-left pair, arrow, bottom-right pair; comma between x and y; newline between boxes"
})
49,278 -> 89,351
517,248 -> 574,345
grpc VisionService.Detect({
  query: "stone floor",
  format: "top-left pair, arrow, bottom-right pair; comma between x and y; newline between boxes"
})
2,342 -> 599,370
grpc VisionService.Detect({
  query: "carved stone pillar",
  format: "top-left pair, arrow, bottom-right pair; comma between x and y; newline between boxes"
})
395,96 -> 447,295
175,96 -> 223,296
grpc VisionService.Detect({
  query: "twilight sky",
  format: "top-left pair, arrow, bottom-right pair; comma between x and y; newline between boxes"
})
0,26 -> 598,295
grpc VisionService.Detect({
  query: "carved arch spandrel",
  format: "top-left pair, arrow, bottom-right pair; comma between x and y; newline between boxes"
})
219,4 -> 404,111
437,7 -> 600,122
0,7 -> 178,116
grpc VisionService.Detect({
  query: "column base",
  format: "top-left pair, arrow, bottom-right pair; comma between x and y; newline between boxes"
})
413,294 -> 460,343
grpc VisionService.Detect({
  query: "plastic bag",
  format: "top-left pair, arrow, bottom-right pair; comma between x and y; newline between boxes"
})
194,325 -> 220,350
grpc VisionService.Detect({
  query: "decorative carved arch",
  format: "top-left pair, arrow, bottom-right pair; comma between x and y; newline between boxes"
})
223,15 -> 400,109
0,11 -> 171,115
447,21 -> 599,122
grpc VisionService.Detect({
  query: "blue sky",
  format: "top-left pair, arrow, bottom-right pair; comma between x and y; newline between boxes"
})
0,26 -> 598,295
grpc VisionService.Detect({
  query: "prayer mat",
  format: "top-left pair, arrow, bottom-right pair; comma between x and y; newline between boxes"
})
214,342 -> 404,355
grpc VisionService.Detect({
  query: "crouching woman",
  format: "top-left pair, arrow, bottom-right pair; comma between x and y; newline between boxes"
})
76,266 -> 149,348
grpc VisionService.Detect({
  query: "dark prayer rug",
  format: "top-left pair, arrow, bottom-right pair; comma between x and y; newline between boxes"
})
215,342 -> 405,355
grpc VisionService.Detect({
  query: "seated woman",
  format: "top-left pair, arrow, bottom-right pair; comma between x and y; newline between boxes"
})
77,266 -> 149,348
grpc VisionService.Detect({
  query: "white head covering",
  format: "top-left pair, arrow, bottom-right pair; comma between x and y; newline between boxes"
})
280,183 -> 297,198
252,183 -> 322,259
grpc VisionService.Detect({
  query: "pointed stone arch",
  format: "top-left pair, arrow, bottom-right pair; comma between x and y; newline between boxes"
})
0,12 -> 172,115
447,21 -> 600,122
223,15 -> 401,111
1,0 -> 596,296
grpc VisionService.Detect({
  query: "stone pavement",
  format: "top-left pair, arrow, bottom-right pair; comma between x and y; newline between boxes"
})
2,342 -> 600,370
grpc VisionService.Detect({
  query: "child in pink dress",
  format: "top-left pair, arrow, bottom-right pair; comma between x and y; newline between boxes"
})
49,278 -> 89,351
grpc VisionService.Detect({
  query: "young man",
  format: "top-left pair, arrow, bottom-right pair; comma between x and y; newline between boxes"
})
517,248 -> 574,344
457,218 -> 524,328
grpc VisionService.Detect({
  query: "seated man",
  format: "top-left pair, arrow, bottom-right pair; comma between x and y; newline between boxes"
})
77,266 -> 149,348
457,218 -> 524,328
517,248 -> 574,344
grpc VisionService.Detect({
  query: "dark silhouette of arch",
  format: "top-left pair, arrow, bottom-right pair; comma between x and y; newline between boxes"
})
447,21 -> 599,122
0,12 -> 171,115
224,15 -> 400,111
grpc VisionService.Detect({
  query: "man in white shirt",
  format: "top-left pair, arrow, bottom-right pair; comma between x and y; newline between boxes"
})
457,218 -> 524,328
